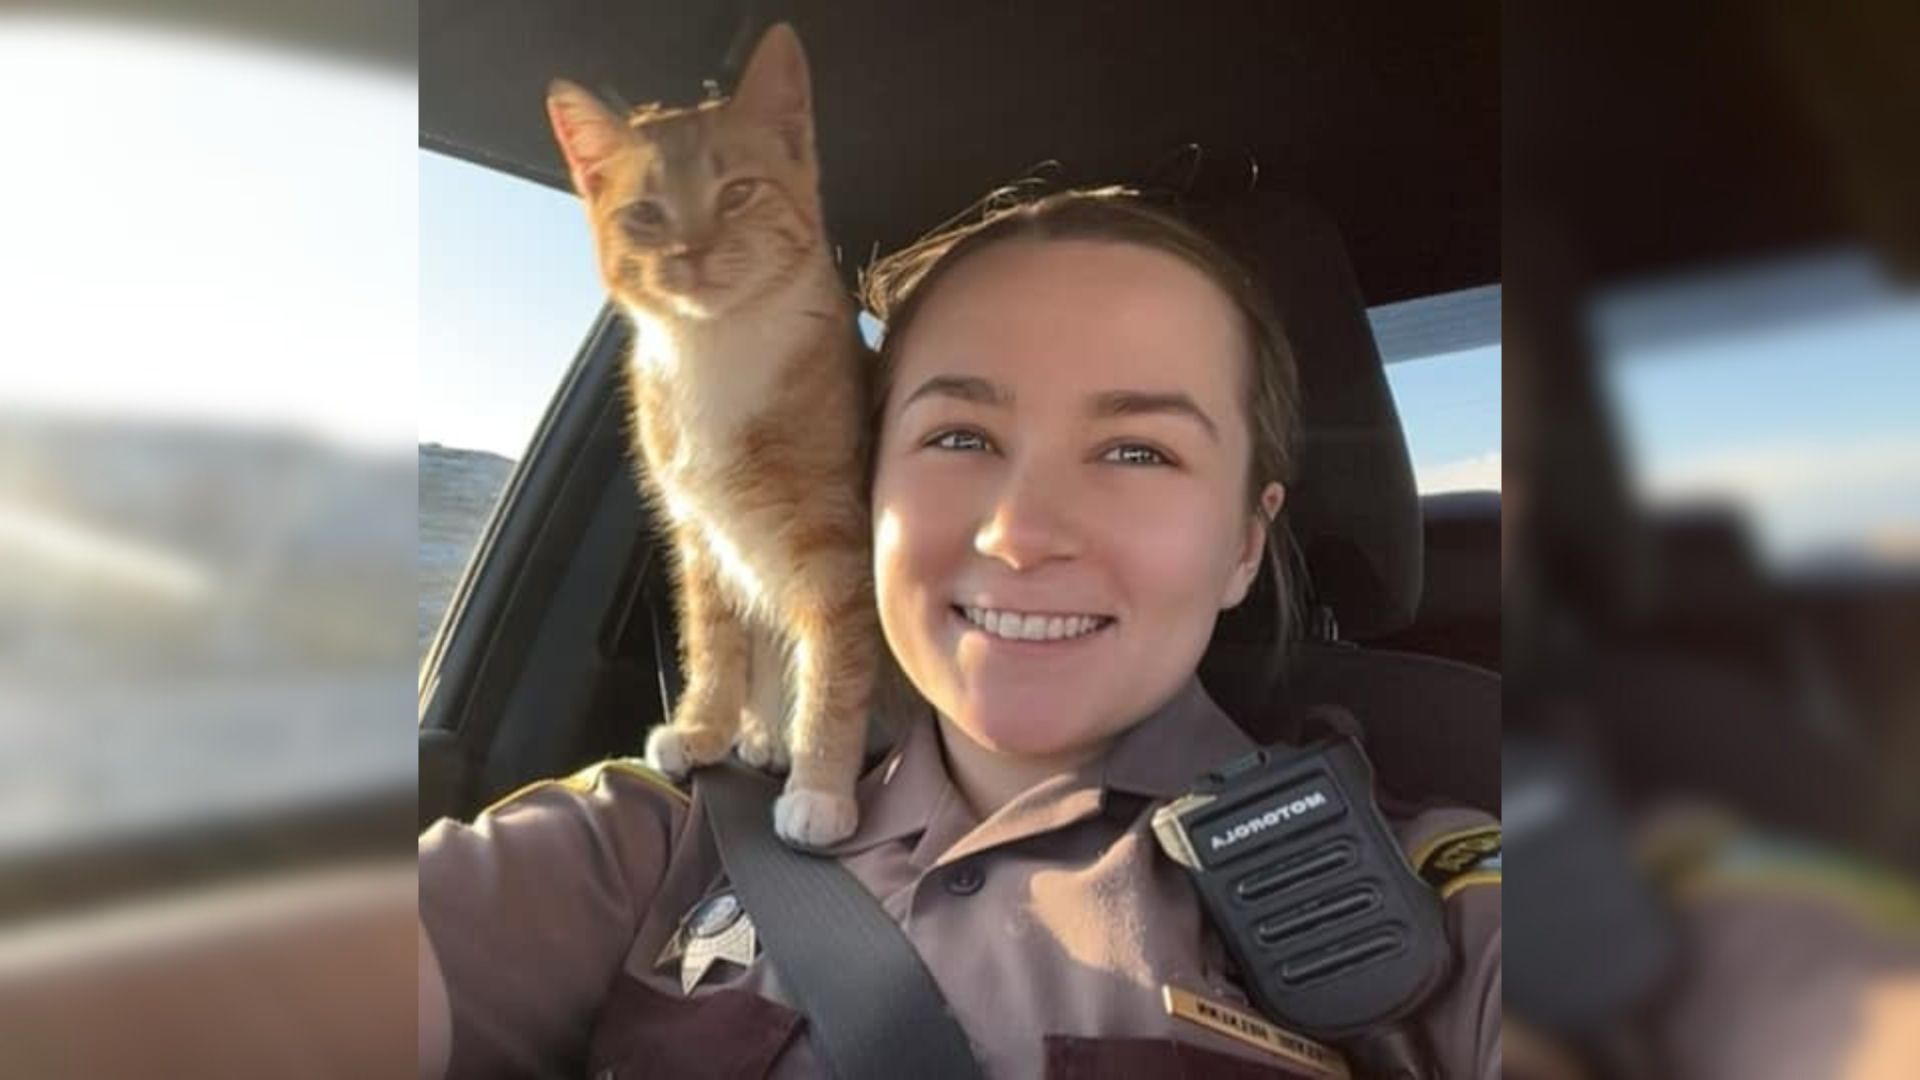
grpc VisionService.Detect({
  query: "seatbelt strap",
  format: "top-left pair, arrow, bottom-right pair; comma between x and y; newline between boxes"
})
694,762 -> 983,1080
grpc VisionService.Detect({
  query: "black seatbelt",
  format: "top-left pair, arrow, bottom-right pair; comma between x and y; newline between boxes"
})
694,762 -> 983,1080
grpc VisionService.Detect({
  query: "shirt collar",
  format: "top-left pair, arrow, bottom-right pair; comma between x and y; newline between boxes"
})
1100,677 -> 1259,800
822,677 -> 1258,861
821,701 -> 949,857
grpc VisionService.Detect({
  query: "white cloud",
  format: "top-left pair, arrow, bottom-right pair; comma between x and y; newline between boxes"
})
1415,450 -> 1502,494
1642,438 -> 1920,565
1645,438 -> 1920,503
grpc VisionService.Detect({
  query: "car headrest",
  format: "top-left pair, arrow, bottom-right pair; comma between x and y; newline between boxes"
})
1416,490 -> 1503,627
1650,504 -> 1768,622
1187,191 -> 1423,640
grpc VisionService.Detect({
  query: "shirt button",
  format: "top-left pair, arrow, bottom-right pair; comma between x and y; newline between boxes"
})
945,864 -> 984,896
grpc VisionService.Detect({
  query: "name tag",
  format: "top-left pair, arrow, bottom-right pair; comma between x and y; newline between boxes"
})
1162,984 -> 1350,1079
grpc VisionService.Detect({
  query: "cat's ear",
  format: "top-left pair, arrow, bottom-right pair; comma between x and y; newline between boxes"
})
546,79 -> 629,199
731,22 -> 814,164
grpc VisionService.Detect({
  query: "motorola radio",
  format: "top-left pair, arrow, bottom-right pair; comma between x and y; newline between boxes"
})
1152,736 -> 1454,1077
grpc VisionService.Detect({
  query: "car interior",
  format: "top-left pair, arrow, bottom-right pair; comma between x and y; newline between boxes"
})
421,3 -> 1920,877
416,1 -> 1506,828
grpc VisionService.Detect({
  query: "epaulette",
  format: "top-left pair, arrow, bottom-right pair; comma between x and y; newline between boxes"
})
1409,823 -> 1502,900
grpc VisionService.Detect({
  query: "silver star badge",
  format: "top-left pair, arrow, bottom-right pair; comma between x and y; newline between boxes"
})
659,891 -> 758,994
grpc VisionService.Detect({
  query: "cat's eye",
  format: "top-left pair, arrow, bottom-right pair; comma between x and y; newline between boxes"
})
717,179 -> 760,214
1102,443 -> 1172,467
623,201 -> 668,231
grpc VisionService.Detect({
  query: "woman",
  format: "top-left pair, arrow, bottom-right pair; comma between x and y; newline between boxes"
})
418,191 -> 1500,1078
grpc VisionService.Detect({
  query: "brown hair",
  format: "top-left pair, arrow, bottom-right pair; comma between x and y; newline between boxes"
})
860,187 -> 1303,648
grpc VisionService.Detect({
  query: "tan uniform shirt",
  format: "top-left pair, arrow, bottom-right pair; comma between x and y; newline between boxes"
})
420,679 -> 1501,1078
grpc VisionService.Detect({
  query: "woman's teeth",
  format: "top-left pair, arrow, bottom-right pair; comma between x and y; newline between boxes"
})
960,606 -> 1112,642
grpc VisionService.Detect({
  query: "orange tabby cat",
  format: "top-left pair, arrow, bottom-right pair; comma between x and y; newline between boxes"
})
546,24 -> 872,847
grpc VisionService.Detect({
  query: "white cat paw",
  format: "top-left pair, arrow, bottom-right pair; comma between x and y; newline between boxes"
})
646,725 -> 728,779
736,726 -> 791,775
645,726 -> 693,778
773,788 -> 858,850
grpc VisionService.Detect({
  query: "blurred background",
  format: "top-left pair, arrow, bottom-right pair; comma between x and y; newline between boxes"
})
0,1 -> 416,1074
1505,2 -> 1920,1078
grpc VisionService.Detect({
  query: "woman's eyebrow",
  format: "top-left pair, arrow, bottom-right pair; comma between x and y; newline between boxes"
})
900,374 -> 1013,410
1088,390 -> 1220,442
897,379 -> 1219,442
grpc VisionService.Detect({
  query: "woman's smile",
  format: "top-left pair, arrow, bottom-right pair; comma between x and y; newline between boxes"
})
950,603 -> 1117,645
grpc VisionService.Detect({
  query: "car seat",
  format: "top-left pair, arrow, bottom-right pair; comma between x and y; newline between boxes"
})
1187,192 -> 1501,813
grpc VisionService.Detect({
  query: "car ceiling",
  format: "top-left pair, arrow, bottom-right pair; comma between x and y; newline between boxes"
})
420,0 -> 1501,307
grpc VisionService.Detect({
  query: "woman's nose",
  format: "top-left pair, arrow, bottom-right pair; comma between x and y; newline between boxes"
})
973,463 -> 1084,571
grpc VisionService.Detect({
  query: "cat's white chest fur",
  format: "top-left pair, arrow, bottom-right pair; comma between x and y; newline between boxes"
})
624,278 -> 834,616
629,307 -> 786,462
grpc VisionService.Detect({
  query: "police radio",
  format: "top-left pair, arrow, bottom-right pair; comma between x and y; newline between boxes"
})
1152,736 -> 1453,1078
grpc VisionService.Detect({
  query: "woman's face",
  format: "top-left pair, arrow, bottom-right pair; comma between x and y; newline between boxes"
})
872,238 -> 1279,761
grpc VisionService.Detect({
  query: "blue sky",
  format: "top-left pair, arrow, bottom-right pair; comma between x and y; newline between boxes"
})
1383,347 -> 1502,491
1607,311 -> 1919,468
1605,303 -> 1920,564
420,151 -> 605,458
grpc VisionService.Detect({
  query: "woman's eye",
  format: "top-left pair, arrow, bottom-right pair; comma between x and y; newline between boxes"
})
624,201 -> 667,230
717,179 -> 759,213
928,429 -> 991,453
1104,443 -> 1171,466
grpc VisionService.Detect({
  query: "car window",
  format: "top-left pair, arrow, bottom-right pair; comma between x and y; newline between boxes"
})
0,19 -> 415,856
1596,252 -> 1920,571
418,150 -> 607,663
1375,286 -> 1503,494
